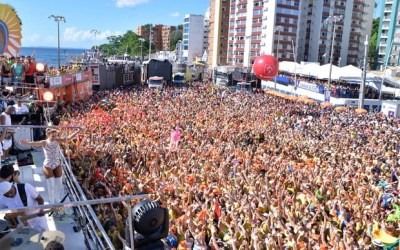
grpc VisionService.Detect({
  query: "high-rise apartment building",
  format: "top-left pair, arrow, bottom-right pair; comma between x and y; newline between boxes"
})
136,25 -> 148,38
228,0 -> 264,68
203,9 -> 210,57
214,0 -> 374,69
136,24 -> 175,52
182,14 -> 205,63
161,26 -> 176,51
207,0 -> 230,68
376,0 -> 400,68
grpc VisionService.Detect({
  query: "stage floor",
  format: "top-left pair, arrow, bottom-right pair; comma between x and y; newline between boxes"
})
0,149 -> 85,250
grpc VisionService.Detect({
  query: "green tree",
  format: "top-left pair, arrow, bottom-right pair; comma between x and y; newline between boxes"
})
97,30 -> 150,57
369,17 -> 380,65
170,29 -> 183,51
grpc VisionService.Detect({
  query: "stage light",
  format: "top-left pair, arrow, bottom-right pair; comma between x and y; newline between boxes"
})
43,91 -> 54,102
131,199 -> 169,249
36,63 -> 45,72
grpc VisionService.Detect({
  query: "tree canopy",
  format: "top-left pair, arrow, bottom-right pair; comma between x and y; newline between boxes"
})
97,30 -> 152,57
369,17 -> 380,65
170,29 -> 183,51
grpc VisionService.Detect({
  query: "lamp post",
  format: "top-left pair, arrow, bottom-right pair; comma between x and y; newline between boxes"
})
91,29 -> 100,51
274,26 -> 282,90
292,39 -> 297,96
149,26 -> 153,60
359,35 -> 369,109
245,36 -> 252,71
139,38 -> 145,62
324,15 -> 342,102
48,15 -> 66,69
378,65 -> 387,101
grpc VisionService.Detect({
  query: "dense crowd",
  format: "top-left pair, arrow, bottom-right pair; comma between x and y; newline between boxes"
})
58,84 -> 400,249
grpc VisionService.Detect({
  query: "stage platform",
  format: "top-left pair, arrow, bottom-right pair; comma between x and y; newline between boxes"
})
0,149 -> 85,250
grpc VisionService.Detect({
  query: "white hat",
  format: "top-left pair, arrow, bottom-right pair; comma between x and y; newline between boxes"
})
0,181 -> 12,195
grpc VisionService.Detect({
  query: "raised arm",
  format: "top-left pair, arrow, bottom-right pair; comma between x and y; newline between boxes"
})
0,128 -> 8,142
19,139 -> 46,147
57,129 -> 80,143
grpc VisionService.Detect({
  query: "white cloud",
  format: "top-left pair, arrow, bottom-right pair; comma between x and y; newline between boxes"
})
170,12 -> 180,17
63,27 -> 122,44
21,34 -> 41,44
44,35 -> 57,44
115,0 -> 148,8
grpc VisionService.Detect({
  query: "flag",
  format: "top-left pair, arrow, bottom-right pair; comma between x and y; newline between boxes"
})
387,203 -> 400,222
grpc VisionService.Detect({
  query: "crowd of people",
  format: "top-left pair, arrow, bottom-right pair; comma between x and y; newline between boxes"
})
47,83 -> 400,249
0,54 -> 90,91
276,71 -> 380,99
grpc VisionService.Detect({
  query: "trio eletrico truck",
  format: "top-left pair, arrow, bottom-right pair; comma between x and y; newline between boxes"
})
142,59 -> 173,87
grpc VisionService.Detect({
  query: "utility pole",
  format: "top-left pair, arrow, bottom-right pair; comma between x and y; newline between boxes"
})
149,26 -> 153,60
359,35 -> 369,109
139,38 -> 145,62
324,15 -> 343,102
274,26 -> 282,90
48,15 -> 66,69
91,29 -> 100,51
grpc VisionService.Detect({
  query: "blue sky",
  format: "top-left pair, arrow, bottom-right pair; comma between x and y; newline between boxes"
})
6,0 -> 209,49
374,1 -> 382,18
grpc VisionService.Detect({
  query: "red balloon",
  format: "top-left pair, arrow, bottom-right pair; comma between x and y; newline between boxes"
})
252,55 -> 279,81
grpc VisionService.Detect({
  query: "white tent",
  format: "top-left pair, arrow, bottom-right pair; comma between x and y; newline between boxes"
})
317,64 -> 342,80
279,61 -> 301,74
339,65 -> 379,80
299,63 -> 321,77
339,65 -> 363,78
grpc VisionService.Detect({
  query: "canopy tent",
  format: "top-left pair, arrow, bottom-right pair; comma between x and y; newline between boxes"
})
279,61 -> 301,74
339,65 -> 381,81
299,63 -> 321,77
339,65 -> 363,78
317,64 -> 342,80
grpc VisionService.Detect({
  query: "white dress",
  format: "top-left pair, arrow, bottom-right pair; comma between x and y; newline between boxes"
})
43,139 -> 61,169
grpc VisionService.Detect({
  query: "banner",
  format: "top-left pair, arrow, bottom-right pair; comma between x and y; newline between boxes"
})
123,72 -> 134,84
298,81 -> 322,93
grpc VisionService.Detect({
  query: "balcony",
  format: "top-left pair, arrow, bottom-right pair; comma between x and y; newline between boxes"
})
384,8 -> 392,13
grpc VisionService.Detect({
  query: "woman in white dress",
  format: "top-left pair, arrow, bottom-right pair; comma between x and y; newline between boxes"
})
19,128 -> 79,204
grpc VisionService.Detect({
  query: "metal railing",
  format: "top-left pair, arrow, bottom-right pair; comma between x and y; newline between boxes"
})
0,124 -> 147,249
0,195 -> 148,250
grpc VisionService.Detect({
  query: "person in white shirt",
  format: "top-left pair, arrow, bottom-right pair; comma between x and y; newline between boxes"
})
13,100 -> 29,114
0,181 -> 48,232
0,106 -> 15,162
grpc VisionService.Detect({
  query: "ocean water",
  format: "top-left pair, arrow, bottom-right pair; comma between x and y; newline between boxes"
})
18,47 -> 89,67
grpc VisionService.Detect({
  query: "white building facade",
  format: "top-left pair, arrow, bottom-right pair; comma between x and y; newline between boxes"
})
225,0 -> 374,67
182,14 -> 205,63
376,0 -> 400,68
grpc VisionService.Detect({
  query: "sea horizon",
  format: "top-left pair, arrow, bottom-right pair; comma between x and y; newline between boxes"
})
18,47 -> 90,66
21,46 -> 90,50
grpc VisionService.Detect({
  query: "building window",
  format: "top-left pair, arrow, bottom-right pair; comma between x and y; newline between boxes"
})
253,9 -> 262,15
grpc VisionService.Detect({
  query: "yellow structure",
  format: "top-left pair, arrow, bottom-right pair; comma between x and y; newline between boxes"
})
0,4 -> 22,57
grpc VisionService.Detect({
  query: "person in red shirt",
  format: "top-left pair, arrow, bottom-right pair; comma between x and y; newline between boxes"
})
24,56 -> 36,84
